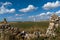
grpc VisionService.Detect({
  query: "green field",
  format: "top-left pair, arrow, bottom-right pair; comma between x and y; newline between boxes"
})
9,21 -> 60,40
10,21 -> 49,33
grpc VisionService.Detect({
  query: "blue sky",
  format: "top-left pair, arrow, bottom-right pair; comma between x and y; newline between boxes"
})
0,0 -> 60,21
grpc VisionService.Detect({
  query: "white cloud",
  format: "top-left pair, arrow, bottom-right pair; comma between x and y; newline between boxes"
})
28,10 -> 60,21
7,16 -> 22,21
0,2 -> 15,14
15,14 -> 19,16
2,2 -> 12,6
15,14 -> 24,16
36,12 -> 53,17
8,9 -> 15,13
46,12 -> 53,16
7,16 -> 12,18
29,11 -> 55,19
29,11 -> 54,21
39,13 -> 46,16
56,10 -> 60,14
16,17 -> 22,20
43,1 -> 60,10
29,16 -> 35,18
36,13 -> 46,17
19,5 -> 38,12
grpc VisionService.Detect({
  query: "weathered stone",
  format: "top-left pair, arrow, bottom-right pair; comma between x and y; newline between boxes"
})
46,14 -> 59,37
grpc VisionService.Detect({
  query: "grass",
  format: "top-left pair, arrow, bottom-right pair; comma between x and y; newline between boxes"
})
9,21 -> 49,32
9,21 -> 60,40
0,21 -> 60,40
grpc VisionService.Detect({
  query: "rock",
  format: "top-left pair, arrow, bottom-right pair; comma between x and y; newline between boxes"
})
46,14 -> 59,37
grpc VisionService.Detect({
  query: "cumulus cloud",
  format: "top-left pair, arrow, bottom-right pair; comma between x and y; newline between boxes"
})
43,1 -> 60,10
36,12 -> 54,17
29,11 -> 54,21
28,15 -> 36,21
0,2 -> 15,14
15,14 -> 19,16
29,12 -> 50,18
7,16 -> 12,18
27,10 -> 60,21
2,2 -> 12,6
16,17 -> 22,20
7,16 -> 22,21
19,5 -> 38,12
28,10 -> 60,21
8,9 -> 15,13
39,13 -> 46,16
56,10 -> 60,14
29,16 -> 35,18
36,10 -> 60,18
15,14 -> 24,16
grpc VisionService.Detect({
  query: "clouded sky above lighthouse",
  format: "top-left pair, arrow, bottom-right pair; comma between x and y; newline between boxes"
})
0,0 -> 60,21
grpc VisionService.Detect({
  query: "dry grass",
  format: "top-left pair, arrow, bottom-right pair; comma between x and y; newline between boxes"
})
0,21 -> 60,40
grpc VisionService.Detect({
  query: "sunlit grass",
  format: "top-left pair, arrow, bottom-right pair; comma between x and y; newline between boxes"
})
7,21 -> 60,40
